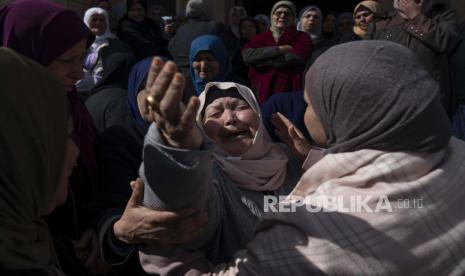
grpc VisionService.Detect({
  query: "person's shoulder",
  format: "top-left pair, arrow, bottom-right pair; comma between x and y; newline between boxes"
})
374,13 -> 403,31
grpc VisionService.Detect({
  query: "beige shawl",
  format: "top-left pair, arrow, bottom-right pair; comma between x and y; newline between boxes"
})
0,48 -> 68,274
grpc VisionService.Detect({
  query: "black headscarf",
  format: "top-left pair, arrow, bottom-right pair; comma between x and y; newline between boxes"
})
306,40 -> 451,153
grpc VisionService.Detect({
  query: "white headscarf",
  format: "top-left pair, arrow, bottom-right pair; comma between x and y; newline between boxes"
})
270,1 -> 296,41
197,82 -> 289,191
297,5 -> 322,41
83,7 -> 116,48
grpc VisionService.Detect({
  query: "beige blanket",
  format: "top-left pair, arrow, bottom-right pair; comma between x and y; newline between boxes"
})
140,138 -> 465,275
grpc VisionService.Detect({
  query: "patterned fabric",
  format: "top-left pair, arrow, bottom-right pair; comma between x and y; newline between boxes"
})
139,138 -> 465,275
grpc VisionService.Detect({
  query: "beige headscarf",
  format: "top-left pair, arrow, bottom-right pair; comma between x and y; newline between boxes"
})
353,0 -> 383,38
0,48 -> 68,275
197,82 -> 289,191
270,0 -> 296,41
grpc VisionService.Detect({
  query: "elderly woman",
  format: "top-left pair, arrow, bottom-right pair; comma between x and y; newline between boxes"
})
0,48 -> 78,276
187,35 -> 245,99
297,5 -> 335,67
0,0 -> 102,273
243,1 -> 312,103
132,57 -> 305,273
297,5 -> 322,41
169,0 -> 237,76
77,7 -> 133,97
136,40 -> 465,275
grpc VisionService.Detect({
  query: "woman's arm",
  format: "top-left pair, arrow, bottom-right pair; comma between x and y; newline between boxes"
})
139,58 -> 222,250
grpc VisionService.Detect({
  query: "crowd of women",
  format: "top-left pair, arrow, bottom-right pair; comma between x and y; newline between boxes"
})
0,0 -> 464,275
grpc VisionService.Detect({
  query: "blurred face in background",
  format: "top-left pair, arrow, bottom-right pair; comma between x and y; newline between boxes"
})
256,19 -> 268,33
128,2 -> 145,22
300,9 -> 321,33
338,17 -> 353,34
354,8 -> 374,32
240,20 -> 258,40
193,51 -> 220,81
47,38 -> 86,91
323,14 -> 336,33
89,13 -> 106,36
231,7 -> 247,26
148,8 -> 162,22
272,6 -> 294,29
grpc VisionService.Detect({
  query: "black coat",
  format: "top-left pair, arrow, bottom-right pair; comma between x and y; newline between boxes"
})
117,17 -> 170,60
370,6 -> 458,117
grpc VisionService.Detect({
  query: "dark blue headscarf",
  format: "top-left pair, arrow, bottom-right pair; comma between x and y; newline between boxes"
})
127,56 -> 153,130
189,35 -> 229,95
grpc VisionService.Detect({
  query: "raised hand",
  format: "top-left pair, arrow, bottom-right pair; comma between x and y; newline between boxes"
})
145,57 -> 203,150
271,112 -> 312,161
113,179 -> 208,245
398,0 -> 423,19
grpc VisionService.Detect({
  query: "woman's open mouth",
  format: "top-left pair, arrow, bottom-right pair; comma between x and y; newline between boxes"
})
226,129 -> 249,139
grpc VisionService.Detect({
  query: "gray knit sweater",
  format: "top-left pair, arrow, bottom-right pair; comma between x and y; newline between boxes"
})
140,124 -> 303,263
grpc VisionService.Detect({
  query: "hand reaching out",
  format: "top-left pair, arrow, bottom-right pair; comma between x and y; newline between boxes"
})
272,112 -> 312,161
113,178 -> 208,245
145,57 -> 203,150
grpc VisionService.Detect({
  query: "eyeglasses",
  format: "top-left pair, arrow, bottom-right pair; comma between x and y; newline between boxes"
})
273,10 -> 292,17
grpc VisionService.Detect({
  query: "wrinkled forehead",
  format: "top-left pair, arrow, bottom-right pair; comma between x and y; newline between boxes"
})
194,50 -> 217,60
304,8 -> 320,17
275,6 -> 291,12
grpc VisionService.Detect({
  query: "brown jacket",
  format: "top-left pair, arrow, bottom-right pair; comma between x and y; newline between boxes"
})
370,5 -> 458,116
